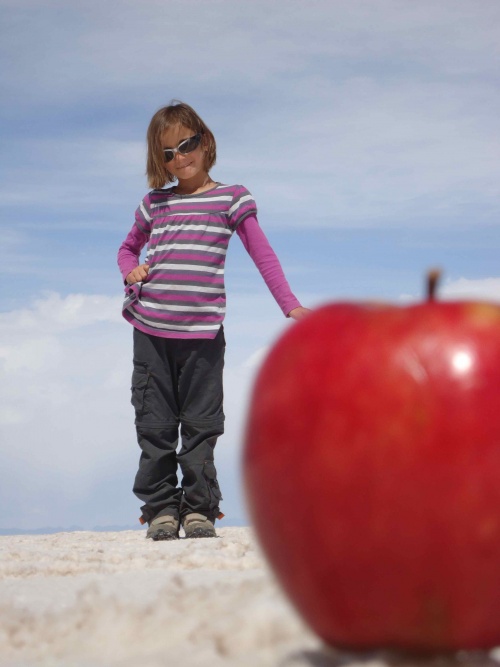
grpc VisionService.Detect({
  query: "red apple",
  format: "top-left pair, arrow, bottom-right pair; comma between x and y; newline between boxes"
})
243,277 -> 500,653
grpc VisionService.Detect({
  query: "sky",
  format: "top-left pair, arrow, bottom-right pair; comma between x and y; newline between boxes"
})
1,0 -> 499,532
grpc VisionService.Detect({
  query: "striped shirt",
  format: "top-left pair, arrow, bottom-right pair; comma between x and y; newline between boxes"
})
118,183 -> 301,339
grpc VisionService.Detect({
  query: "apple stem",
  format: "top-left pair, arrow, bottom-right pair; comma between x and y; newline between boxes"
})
427,269 -> 442,301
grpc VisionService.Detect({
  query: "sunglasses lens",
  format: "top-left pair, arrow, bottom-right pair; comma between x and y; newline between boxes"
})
179,134 -> 201,155
163,134 -> 201,162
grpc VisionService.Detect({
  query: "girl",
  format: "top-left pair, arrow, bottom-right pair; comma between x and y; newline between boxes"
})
117,101 -> 308,541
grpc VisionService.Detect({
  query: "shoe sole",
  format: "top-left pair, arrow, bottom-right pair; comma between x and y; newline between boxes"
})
185,527 -> 216,539
148,530 -> 179,541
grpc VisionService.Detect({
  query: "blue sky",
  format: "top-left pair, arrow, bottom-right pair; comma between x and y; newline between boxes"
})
1,0 -> 499,532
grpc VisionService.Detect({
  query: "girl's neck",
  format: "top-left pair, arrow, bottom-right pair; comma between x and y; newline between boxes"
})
174,173 -> 216,196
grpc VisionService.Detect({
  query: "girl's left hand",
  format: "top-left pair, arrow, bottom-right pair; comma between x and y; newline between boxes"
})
288,307 -> 312,320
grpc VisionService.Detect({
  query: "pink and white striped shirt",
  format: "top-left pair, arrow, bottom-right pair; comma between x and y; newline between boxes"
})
117,183 -> 301,339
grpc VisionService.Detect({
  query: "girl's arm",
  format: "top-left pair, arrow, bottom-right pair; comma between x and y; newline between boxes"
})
117,223 -> 150,284
236,214 -> 308,318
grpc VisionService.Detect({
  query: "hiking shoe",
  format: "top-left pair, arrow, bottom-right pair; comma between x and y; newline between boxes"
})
183,513 -> 216,538
146,514 -> 179,541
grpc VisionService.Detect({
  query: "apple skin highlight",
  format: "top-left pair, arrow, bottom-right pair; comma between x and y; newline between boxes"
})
243,299 -> 500,653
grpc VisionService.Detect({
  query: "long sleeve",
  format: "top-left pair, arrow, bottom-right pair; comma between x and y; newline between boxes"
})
117,222 -> 150,284
236,214 -> 301,317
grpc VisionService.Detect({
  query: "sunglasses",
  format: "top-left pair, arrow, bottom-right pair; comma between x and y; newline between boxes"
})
163,133 -> 202,163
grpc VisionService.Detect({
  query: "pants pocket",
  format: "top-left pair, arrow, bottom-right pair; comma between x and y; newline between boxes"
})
203,460 -> 223,509
131,363 -> 151,416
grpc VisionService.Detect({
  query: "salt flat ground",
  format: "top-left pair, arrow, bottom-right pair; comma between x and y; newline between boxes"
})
2,527 -> 500,667
0,526 -> 324,666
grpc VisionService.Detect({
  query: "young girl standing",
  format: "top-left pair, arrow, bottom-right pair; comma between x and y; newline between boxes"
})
118,101 -> 308,541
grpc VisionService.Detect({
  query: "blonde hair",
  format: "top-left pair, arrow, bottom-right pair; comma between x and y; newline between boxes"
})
146,101 -> 217,189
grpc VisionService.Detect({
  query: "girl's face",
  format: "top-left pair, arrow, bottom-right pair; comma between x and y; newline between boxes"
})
161,124 -> 207,182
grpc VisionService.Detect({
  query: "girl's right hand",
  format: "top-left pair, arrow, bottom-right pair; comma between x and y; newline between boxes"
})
126,263 -> 150,285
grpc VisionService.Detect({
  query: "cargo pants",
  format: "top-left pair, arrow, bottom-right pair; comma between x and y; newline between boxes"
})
130,326 -> 224,525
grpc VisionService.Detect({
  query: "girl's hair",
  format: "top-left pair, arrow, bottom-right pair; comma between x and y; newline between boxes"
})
146,101 -> 217,189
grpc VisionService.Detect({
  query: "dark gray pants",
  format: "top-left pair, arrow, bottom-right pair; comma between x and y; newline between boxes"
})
131,327 -> 225,525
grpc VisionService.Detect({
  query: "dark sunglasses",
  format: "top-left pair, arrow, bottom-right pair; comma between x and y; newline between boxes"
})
163,133 -> 202,163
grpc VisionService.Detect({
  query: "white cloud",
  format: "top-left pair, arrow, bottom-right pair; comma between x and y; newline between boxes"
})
243,347 -> 269,370
0,294 -> 133,525
442,277 -> 500,302
0,139 -> 145,212
400,276 -> 500,304
234,74 -> 500,228
0,292 -> 123,335
2,1 -> 499,229
4,1 -> 499,97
